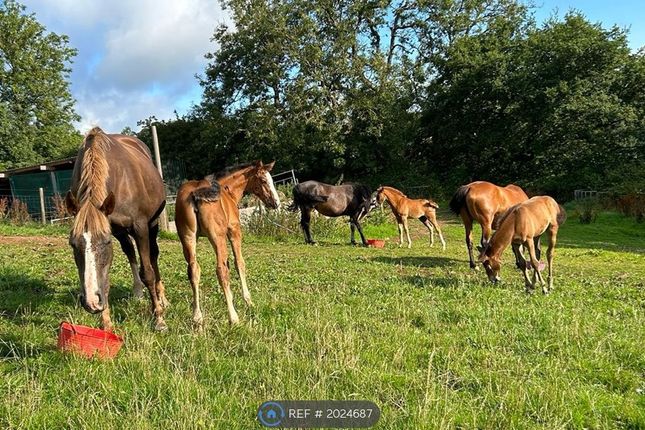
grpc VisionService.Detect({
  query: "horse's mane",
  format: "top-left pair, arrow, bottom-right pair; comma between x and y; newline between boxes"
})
380,186 -> 407,198
71,127 -> 112,237
205,162 -> 255,183
492,203 -> 520,231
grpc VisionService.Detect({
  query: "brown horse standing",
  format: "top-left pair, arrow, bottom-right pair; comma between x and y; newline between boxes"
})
478,196 -> 566,293
449,181 -> 530,269
65,127 -> 168,331
174,161 -> 280,327
374,186 -> 446,249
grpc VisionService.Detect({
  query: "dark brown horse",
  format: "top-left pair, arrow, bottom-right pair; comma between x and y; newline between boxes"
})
374,186 -> 446,249
65,127 -> 168,331
450,181 -> 532,269
478,196 -> 566,293
288,181 -> 372,246
175,161 -> 280,327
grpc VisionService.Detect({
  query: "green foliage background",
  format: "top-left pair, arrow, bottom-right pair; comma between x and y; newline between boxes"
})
138,0 -> 644,200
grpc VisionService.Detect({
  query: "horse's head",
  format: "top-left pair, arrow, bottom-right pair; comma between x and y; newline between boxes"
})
478,246 -> 501,283
246,160 -> 281,209
66,191 -> 115,314
375,186 -> 387,205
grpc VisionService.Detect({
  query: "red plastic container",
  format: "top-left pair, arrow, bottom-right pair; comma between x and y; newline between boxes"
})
367,239 -> 385,248
57,322 -> 123,359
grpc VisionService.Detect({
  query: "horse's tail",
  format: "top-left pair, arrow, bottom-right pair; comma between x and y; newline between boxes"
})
556,204 -> 567,226
287,185 -> 328,212
449,184 -> 470,216
423,199 -> 439,209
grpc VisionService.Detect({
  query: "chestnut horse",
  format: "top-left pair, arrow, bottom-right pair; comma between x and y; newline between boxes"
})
288,181 -> 372,246
65,127 -> 168,331
450,181 -> 532,269
175,161 -> 280,327
478,196 -> 566,293
374,186 -> 446,249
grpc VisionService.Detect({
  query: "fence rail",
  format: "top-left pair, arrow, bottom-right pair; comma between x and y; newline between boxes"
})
574,190 -> 610,200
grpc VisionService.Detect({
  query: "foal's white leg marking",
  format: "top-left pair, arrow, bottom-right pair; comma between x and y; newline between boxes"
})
82,232 -> 100,309
264,172 -> 281,208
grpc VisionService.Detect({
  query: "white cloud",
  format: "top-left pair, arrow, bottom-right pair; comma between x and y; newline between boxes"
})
22,0 -> 231,132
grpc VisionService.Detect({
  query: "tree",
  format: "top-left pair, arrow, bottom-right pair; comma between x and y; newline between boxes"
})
0,0 -> 80,170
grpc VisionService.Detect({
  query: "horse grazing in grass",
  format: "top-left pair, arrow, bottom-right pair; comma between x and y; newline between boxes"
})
374,186 -> 446,249
450,181 -> 533,269
478,196 -> 566,293
175,161 -> 280,327
65,127 -> 168,331
288,181 -> 372,246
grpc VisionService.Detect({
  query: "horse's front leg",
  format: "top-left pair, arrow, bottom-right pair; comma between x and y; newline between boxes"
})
350,222 -> 357,245
133,224 -> 167,331
353,218 -> 368,246
228,225 -> 253,307
115,233 -> 145,299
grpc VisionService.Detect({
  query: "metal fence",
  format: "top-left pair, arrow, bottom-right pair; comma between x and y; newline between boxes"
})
574,190 -> 610,200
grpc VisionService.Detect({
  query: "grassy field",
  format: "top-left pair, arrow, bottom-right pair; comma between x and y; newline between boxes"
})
0,210 -> 644,429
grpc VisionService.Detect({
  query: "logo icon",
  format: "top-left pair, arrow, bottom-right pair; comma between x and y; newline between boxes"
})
258,401 -> 285,427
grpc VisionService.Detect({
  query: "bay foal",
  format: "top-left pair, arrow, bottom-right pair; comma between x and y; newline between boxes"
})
175,161 -> 280,327
375,186 -> 446,249
478,196 -> 566,293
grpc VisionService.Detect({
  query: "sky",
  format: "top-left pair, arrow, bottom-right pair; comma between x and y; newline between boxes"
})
18,0 -> 644,134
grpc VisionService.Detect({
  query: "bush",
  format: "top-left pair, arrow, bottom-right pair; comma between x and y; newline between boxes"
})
51,194 -> 71,224
8,199 -> 30,224
0,197 -> 8,220
575,198 -> 600,224
615,193 -> 645,223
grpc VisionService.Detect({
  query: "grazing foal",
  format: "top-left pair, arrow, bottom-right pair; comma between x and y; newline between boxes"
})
175,161 -> 280,327
478,196 -> 566,293
374,186 -> 446,249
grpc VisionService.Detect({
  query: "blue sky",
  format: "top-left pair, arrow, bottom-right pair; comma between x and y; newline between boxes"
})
17,0 -> 644,134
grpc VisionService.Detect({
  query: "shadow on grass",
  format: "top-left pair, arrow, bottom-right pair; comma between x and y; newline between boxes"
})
0,268 -> 59,316
370,255 -> 462,268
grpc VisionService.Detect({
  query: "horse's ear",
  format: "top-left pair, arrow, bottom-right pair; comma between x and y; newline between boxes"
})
100,192 -> 116,216
65,191 -> 79,216
254,160 -> 263,168
264,161 -> 275,172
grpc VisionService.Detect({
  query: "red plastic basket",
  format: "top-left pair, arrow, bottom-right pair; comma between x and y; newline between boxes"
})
57,322 -> 123,359
367,239 -> 385,248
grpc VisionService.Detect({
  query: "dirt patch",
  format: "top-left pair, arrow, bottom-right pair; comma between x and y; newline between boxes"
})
0,235 -> 67,247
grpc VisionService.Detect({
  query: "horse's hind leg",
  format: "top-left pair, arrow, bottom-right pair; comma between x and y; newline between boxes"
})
228,226 -> 253,307
461,212 -> 476,269
209,232 -> 239,324
149,223 -> 169,309
180,231 -> 203,327
300,207 -> 315,244
350,222 -> 357,245
134,224 -> 166,331
115,232 -> 145,299
425,212 -> 446,251
545,226 -> 558,293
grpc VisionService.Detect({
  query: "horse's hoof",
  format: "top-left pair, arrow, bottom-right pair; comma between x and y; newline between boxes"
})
229,316 -> 240,325
154,320 -> 168,332
133,286 -> 145,300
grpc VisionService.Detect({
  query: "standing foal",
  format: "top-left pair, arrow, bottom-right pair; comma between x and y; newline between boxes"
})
374,186 -> 446,249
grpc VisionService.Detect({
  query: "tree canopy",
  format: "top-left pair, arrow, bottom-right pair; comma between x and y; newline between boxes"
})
139,0 -> 644,198
0,0 -> 80,170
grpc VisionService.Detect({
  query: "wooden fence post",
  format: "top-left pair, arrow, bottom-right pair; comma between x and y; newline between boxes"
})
151,125 -> 170,232
38,187 -> 46,225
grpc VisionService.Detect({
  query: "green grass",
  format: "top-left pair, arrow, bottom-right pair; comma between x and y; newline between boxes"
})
0,211 -> 644,429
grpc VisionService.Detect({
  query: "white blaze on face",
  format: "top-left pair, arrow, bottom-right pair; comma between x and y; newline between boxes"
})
264,171 -> 281,208
82,232 -> 100,306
